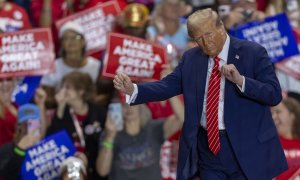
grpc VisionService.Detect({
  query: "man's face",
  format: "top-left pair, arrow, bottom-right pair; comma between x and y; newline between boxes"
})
192,19 -> 226,57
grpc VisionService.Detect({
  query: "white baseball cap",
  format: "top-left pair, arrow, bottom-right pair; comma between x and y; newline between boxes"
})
59,21 -> 84,38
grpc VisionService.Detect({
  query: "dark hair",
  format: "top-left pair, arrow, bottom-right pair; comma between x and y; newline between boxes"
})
282,97 -> 300,138
62,72 -> 95,102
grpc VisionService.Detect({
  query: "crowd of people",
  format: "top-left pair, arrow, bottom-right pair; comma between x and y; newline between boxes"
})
0,0 -> 300,179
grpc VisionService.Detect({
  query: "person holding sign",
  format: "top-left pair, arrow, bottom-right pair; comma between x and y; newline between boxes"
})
113,8 -> 287,179
0,104 -> 41,180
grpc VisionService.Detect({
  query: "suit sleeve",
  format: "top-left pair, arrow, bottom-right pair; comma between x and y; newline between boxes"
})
243,46 -> 282,106
132,53 -> 185,105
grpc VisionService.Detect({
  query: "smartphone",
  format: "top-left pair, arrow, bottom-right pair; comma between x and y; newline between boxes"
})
108,102 -> 123,131
27,119 -> 40,136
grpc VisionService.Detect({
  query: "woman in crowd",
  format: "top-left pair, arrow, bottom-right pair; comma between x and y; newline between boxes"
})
41,21 -> 101,108
46,71 -> 106,179
272,97 -> 300,179
96,92 -> 184,180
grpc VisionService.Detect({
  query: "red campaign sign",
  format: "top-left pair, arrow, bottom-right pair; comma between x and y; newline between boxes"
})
276,55 -> 300,81
102,33 -> 167,81
56,1 -> 121,55
0,28 -> 55,78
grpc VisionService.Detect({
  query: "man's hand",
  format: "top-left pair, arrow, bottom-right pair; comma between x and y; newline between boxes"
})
113,73 -> 134,96
221,64 -> 243,87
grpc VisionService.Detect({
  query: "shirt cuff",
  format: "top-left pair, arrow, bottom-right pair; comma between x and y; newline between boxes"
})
236,76 -> 245,93
126,84 -> 138,104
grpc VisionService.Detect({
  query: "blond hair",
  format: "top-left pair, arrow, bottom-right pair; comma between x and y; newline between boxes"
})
187,8 -> 222,38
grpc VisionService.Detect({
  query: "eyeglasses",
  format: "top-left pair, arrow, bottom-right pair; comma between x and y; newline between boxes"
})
193,32 -> 215,44
62,34 -> 83,41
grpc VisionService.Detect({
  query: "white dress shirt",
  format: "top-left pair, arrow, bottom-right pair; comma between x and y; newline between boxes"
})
126,34 -> 245,130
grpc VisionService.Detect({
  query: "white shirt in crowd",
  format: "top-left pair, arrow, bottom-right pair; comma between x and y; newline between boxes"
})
41,56 -> 101,89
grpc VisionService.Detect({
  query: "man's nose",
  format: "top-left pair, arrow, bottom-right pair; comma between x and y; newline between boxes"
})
202,38 -> 211,47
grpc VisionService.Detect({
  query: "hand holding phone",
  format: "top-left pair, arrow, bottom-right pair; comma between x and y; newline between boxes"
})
108,102 -> 123,131
27,119 -> 40,137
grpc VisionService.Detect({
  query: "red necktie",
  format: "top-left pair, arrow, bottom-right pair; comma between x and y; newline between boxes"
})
206,56 -> 221,155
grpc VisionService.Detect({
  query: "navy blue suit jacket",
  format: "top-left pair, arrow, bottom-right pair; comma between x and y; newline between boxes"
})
133,36 -> 288,179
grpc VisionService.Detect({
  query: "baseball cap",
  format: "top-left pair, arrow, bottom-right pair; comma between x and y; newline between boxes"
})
59,21 -> 84,38
18,104 -> 40,123
123,3 -> 149,27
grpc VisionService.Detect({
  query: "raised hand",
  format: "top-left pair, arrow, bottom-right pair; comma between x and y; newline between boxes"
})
34,87 -> 47,107
17,129 -> 41,150
55,88 -> 67,105
221,64 -> 243,87
113,73 -> 134,95
55,88 -> 67,118
104,116 -> 117,142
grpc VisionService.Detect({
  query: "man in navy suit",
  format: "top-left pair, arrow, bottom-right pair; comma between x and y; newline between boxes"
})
113,8 -> 287,180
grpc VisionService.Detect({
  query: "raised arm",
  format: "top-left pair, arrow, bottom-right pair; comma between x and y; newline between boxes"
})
96,117 -> 117,177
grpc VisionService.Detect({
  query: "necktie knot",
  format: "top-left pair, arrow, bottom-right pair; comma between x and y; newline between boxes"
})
214,56 -> 220,64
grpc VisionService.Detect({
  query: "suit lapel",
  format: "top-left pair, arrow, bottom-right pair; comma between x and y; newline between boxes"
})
224,36 -> 241,128
196,50 -> 209,123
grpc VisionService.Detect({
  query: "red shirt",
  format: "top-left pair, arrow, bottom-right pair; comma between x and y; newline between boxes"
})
0,2 -> 31,32
276,136 -> 300,180
147,101 -> 174,120
0,106 -> 17,147
147,96 -> 184,120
